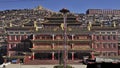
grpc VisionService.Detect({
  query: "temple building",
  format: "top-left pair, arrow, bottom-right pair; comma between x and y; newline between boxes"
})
6,20 -> 35,57
86,9 -> 120,15
91,21 -> 119,56
30,13 -> 93,61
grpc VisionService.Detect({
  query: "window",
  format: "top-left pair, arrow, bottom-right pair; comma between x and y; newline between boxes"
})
9,32 -> 14,34
112,32 -> 116,34
96,43 -> 100,48
15,32 -> 19,34
103,43 -> 106,48
113,43 -> 117,48
16,35 -> 19,40
108,43 -> 111,48
11,43 -> 14,49
107,35 -> 111,40
11,35 -> 15,40
101,32 -> 105,34
96,36 -> 100,40
113,35 -> 116,40
20,32 -> 24,34
26,32 -> 31,34
46,36 -> 52,40
107,32 -> 111,34
108,53 -> 111,56
102,36 -> 106,40
102,53 -> 106,56
95,32 -> 99,34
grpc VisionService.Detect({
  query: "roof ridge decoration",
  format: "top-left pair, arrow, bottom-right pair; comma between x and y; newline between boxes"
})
34,5 -> 54,12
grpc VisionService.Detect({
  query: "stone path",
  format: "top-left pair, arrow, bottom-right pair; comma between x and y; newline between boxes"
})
4,64 -> 87,68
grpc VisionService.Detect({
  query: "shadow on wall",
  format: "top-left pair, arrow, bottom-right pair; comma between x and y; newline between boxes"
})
87,63 -> 120,68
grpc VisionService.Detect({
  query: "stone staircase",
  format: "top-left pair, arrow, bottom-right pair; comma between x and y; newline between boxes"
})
24,60 -> 82,65
24,60 -> 59,65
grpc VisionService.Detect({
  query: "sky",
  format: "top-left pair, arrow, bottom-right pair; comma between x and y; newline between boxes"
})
0,0 -> 120,13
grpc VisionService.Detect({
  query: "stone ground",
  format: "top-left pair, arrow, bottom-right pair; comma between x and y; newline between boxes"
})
1,64 -> 87,68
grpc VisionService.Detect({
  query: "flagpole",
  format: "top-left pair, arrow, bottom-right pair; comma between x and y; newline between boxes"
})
59,8 -> 70,68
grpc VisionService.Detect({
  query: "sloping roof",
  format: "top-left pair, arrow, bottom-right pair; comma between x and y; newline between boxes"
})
6,27 -> 35,31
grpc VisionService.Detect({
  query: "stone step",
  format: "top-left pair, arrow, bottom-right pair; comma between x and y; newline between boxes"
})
24,60 -> 82,65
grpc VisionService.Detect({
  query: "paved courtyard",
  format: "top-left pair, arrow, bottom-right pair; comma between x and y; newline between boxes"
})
1,64 -> 87,68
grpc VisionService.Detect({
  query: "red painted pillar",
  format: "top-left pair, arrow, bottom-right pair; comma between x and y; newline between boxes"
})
24,56 -> 30,63
72,35 -> 74,40
52,43 -> 54,50
52,52 -> 54,60
32,52 -> 35,60
72,52 -> 74,60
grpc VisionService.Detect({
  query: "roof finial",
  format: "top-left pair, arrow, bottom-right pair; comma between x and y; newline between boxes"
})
36,5 -> 43,10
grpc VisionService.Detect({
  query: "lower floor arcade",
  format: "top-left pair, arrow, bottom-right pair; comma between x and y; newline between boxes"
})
32,51 -> 91,60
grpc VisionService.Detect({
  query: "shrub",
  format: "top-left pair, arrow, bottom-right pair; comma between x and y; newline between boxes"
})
54,65 -> 73,68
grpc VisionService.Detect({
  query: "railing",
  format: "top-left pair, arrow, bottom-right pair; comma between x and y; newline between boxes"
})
32,39 -> 92,43
31,45 -> 92,51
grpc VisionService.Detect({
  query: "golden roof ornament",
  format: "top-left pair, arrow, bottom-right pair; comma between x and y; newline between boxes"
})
87,22 -> 92,31
36,6 -> 43,10
34,21 -> 37,27
60,23 -> 64,30
100,21 -> 103,27
113,21 -> 116,27
36,27 -> 38,31
10,23 -> 12,27
68,28 -> 72,31
22,24 -> 24,27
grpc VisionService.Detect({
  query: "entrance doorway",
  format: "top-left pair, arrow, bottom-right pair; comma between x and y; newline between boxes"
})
74,52 -> 90,60
35,53 -> 52,60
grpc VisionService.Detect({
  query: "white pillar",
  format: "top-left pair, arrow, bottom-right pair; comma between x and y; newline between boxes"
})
52,34 -> 54,40
72,34 -> 74,40
33,34 -> 35,40
9,44 -> 11,49
15,35 -> 17,40
9,35 -> 11,40
20,35 -> 21,40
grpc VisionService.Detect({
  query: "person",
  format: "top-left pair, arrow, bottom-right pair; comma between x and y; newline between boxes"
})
0,54 -> 4,65
3,65 -> 6,68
